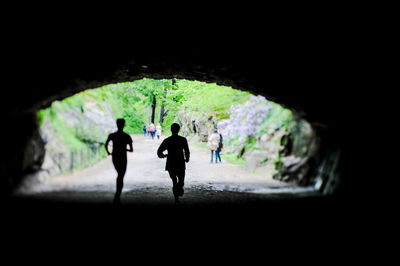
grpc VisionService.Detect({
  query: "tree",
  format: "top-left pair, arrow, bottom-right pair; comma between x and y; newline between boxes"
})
131,78 -> 173,124
151,94 -> 156,124
159,78 -> 176,123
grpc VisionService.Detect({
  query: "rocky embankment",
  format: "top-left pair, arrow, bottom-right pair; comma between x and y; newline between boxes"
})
176,110 -> 320,187
39,100 -> 116,178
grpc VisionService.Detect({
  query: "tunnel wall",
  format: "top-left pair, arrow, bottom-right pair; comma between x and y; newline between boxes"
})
1,113 -> 45,199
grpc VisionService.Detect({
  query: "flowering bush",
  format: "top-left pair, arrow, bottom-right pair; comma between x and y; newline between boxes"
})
218,95 -> 272,145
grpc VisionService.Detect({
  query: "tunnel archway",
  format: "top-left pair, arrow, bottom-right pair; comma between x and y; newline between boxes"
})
0,10 -> 365,258
16,78 -> 328,206
1,51 -> 347,203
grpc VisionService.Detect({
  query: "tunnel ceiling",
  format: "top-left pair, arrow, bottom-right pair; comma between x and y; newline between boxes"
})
4,38 -> 349,131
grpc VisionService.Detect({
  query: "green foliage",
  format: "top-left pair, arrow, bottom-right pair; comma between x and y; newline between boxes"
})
222,152 -> 246,168
160,79 -> 250,135
39,93 -> 109,173
75,123 -> 106,144
37,110 -> 45,126
68,145 -> 107,171
63,93 -> 86,109
246,136 -> 258,151
194,142 -> 246,168
256,102 -> 292,137
38,78 -> 292,173
193,141 -> 209,150
43,108 -> 86,150
85,82 -> 150,134
81,78 -> 251,136
173,79 -> 250,120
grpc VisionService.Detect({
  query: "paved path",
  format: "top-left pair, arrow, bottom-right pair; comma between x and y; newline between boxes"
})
18,135 -> 317,205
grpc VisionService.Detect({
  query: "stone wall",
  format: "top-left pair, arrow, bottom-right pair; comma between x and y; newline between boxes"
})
1,113 -> 45,198
175,111 -> 217,142
273,117 -> 320,185
244,127 -> 287,176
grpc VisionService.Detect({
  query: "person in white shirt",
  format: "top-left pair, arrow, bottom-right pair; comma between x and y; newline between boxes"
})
156,123 -> 162,140
208,129 -> 221,164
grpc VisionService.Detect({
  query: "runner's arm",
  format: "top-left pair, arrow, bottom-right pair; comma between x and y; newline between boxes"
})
184,138 -> 190,163
126,135 -> 133,152
105,135 -> 111,155
157,140 -> 167,158
127,142 -> 133,152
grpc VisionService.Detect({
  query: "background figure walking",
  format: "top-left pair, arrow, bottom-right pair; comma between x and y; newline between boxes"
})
156,123 -> 162,140
143,124 -> 147,136
105,118 -> 133,205
208,129 -> 220,163
216,132 -> 223,163
157,123 -> 190,204
149,123 -> 155,139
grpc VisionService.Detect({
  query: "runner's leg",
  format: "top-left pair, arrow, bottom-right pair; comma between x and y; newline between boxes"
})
168,170 -> 179,203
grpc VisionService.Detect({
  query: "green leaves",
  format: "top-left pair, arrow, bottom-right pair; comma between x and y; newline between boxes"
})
40,78 -> 253,138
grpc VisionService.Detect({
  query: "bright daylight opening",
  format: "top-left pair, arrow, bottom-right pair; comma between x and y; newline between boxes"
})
17,78 -> 321,205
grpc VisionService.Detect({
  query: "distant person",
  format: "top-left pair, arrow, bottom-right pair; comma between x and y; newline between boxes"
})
157,123 -> 190,204
208,129 -> 221,164
143,124 -> 147,136
105,118 -> 133,205
149,123 -> 155,139
147,124 -> 151,136
216,132 -> 223,163
156,123 -> 162,140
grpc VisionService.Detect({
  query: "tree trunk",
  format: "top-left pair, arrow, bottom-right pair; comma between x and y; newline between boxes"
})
160,104 -> 165,123
151,95 -> 156,124
160,102 -> 168,123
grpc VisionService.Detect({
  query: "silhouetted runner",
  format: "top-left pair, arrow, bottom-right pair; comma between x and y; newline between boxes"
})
157,123 -> 190,204
105,119 -> 133,204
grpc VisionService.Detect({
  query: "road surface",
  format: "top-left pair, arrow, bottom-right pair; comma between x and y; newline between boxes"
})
16,134 -> 317,206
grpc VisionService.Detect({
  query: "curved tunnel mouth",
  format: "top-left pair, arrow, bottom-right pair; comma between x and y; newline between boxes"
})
11,78 -> 340,206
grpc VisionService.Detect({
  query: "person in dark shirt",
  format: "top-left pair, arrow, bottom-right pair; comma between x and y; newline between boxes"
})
157,123 -> 190,204
143,124 -> 147,136
105,118 -> 133,205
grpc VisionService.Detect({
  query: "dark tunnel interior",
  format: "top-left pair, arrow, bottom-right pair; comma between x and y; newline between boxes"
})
1,9 -> 388,261
1,4 -> 393,261
0,25 -> 366,253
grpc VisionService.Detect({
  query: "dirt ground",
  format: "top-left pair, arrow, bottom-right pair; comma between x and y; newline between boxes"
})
16,134 -> 317,206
